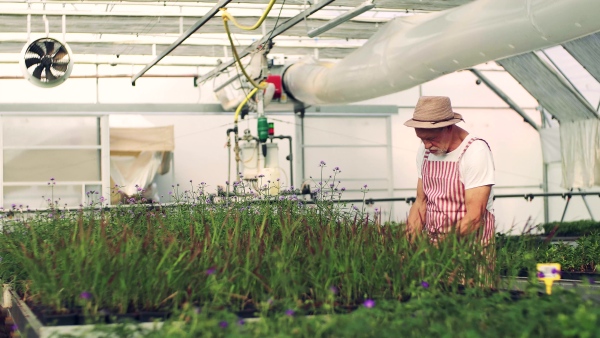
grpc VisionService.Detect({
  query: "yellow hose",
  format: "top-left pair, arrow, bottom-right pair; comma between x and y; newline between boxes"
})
219,1 -> 277,31
234,86 -> 260,123
223,18 -> 267,90
221,2 -> 275,122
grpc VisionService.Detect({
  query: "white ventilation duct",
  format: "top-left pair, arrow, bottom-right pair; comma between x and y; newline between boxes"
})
283,0 -> 600,105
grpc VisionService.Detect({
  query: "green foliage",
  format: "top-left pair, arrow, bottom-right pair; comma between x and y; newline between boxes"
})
1,167 -> 600,336
542,220 -> 600,237
0,175 -> 501,316
55,289 -> 600,338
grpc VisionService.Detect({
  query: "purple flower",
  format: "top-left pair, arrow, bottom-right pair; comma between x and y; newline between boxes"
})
285,309 -> 295,316
80,291 -> 92,300
237,318 -> 245,325
341,187 -> 346,192
11,324 -> 17,332
589,278 -> 595,284
319,160 -> 326,166
50,177 -> 55,181
421,281 -> 429,289
206,267 -> 216,275
363,184 -> 368,189
537,271 -> 545,278
363,299 -> 375,308
219,321 -> 228,328
329,286 -> 339,294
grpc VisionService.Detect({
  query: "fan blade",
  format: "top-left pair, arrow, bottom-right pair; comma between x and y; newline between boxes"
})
45,41 -> 55,55
45,65 -> 57,82
32,64 -> 44,79
53,47 -> 69,62
52,63 -> 68,73
25,57 -> 41,69
29,43 -> 45,57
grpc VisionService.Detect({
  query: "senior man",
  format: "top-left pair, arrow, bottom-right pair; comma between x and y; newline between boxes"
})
405,96 -> 495,244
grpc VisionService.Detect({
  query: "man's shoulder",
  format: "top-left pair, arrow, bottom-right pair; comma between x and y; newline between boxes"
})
466,138 -> 492,151
461,137 -> 494,167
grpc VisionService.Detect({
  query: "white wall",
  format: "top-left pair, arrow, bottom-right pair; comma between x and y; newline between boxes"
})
1,61 -> 599,232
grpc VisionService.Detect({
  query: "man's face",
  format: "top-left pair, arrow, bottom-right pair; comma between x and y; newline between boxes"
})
415,127 -> 451,156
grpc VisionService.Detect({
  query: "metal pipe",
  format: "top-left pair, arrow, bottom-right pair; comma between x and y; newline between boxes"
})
0,74 -> 199,79
578,188 -> 596,221
131,0 -> 233,85
541,108 -> 550,225
469,68 -> 539,131
0,60 -> 218,67
0,4 -> 402,18
561,195 -> 572,222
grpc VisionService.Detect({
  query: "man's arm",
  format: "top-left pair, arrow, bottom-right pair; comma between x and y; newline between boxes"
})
407,178 -> 427,238
457,185 -> 491,236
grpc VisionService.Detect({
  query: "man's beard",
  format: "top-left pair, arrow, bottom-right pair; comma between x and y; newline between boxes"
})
430,148 -> 448,156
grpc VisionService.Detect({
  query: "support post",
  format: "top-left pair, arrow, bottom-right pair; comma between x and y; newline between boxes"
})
541,108 -> 549,224
560,193 -> 572,222
578,188 -> 596,221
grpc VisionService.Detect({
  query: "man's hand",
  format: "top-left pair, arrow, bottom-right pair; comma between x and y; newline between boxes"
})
456,185 -> 491,237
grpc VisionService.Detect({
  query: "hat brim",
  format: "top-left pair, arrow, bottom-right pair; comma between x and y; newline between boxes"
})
403,113 -> 463,129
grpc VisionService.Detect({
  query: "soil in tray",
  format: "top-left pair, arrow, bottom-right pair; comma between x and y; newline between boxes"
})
19,287 -> 547,326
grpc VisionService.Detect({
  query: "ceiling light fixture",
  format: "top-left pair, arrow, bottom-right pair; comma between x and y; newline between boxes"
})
307,0 -> 375,38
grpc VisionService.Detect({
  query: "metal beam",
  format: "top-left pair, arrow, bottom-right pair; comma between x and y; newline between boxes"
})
131,0 -> 232,85
198,0 -> 335,83
469,68 -> 540,131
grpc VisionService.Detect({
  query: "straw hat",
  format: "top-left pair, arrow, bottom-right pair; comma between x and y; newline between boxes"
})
404,96 -> 464,128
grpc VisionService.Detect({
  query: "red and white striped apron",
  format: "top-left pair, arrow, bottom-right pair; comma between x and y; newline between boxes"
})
422,137 -> 495,244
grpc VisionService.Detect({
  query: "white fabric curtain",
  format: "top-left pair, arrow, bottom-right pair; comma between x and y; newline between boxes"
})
560,119 -> 600,189
109,116 -> 174,199
110,151 -> 165,196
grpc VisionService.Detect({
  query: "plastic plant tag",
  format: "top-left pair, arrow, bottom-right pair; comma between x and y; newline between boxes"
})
537,263 -> 561,295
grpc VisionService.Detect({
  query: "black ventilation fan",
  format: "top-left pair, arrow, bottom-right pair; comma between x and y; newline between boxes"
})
20,37 -> 73,88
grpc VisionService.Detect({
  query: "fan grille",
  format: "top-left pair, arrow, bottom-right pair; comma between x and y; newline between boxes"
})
23,38 -> 71,83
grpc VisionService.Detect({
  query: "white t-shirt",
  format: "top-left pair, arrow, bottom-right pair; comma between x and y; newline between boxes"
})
416,135 -> 495,212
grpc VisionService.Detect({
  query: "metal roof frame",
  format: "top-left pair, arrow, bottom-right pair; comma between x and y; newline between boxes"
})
497,52 -> 598,122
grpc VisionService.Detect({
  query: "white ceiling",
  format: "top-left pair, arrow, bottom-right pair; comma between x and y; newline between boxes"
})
0,0 -> 473,68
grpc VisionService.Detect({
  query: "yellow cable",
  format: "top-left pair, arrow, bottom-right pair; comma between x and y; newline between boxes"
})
220,1 -> 277,31
223,18 -> 267,90
234,86 -> 259,123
